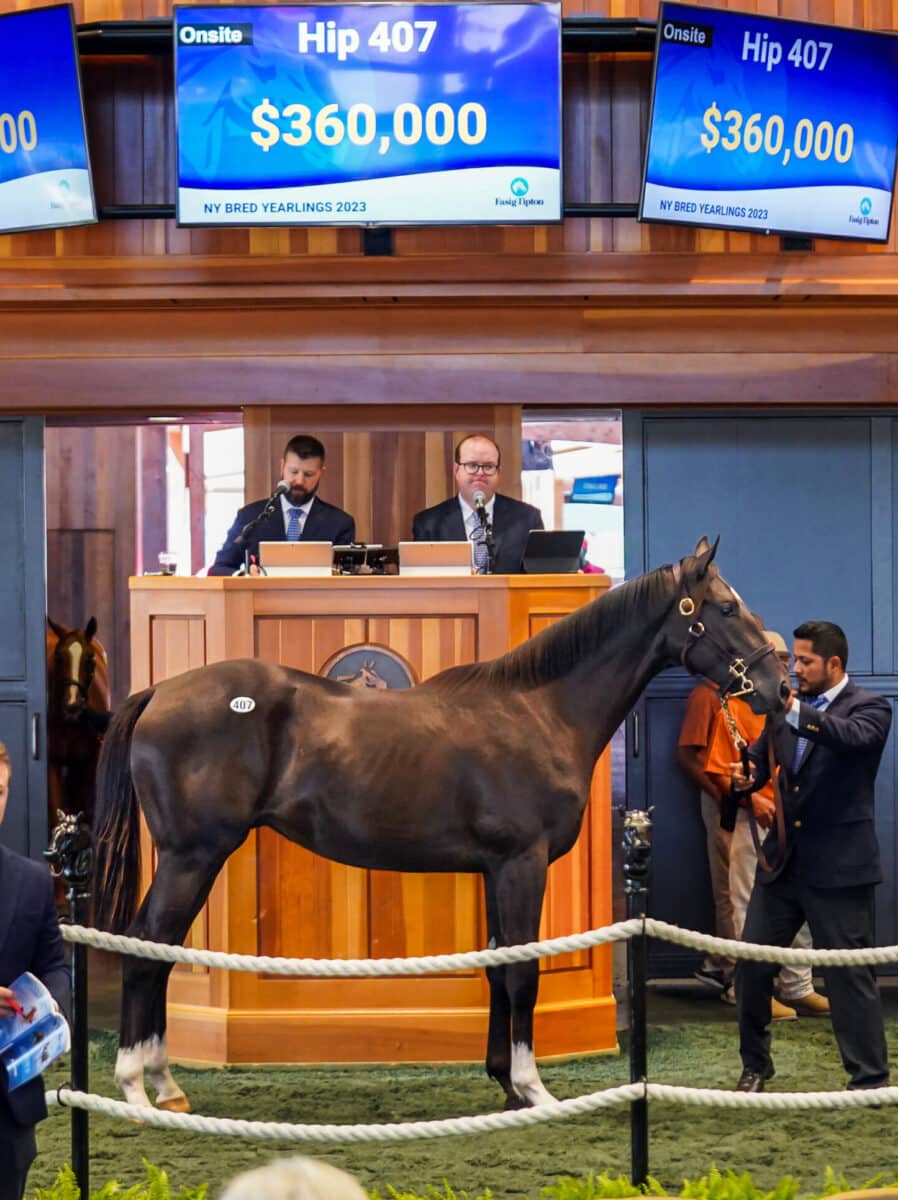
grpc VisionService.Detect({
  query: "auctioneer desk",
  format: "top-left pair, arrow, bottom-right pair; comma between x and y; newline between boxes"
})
129,574 -> 615,1065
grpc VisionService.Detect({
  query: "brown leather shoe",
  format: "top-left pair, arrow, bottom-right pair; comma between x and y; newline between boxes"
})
788,991 -> 830,1017
771,997 -> 797,1022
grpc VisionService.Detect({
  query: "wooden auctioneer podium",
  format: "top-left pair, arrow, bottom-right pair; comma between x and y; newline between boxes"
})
129,573 -> 616,1066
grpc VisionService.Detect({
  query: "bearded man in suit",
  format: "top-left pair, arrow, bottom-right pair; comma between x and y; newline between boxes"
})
0,743 -> 69,1200
209,434 -> 355,576
411,435 -> 543,574
731,621 -> 891,1093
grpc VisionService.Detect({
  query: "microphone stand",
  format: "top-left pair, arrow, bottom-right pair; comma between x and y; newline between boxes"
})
476,507 -> 496,575
234,488 -> 285,549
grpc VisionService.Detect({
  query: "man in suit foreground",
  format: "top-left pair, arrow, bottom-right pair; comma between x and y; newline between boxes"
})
209,434 -> 355,575
731,621 -> 891,1093
411,434 -> 543,574
0,743 -> 69,1200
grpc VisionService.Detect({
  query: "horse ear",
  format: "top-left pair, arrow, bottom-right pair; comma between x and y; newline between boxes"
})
48,617 -> 65,638
85,616 -> 98,642
692,536 -> 719,579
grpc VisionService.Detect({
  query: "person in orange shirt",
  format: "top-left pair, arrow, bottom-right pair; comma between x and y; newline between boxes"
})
676,679 -> 734,992
704,631 -> 829,1021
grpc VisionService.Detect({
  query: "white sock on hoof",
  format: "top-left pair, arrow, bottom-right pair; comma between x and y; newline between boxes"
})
511,1042 -> 555,1106
115,1044 -> 153,1108
143,1035 -> 188,1105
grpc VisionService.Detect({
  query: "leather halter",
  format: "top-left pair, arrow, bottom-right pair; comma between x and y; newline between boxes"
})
677,593 -> 779,699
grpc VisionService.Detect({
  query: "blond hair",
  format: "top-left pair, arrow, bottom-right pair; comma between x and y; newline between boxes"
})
219,1157 -> 367,1200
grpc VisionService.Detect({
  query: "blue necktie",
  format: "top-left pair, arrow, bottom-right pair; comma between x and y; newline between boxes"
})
286,507 -> 304,541
791,695 -> 827,772
470,514 -> 489,573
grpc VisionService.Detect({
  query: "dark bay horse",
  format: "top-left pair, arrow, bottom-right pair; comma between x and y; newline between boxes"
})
47,617 -> 112,827
93,539 -> 789,1113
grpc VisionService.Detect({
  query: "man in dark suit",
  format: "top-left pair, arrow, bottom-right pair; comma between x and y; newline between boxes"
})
731,621 -> 891,1093
411,435 -> 543,574
208,434 -> 355,575
0,743 -> 69,1200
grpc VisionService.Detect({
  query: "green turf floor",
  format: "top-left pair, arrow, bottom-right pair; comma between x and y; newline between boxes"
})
26,979 -> 898,1199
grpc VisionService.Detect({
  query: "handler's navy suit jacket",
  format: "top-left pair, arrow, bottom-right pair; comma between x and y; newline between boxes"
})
208,495 -> 356,576
746,680 -> 891,888
0,845 -> 69,1127
411,493 -> 544,575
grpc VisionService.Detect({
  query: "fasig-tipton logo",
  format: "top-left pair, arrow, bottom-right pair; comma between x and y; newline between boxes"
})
178,22 -> 253,45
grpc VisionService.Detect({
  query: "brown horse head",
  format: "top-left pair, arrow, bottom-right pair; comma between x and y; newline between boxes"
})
47,616 -> 110,721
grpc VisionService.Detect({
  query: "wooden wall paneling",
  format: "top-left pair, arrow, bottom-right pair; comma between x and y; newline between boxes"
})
149,613 -> 206,682
46,426 -> 138,704
258,832 -> 368,960
137,424 -> 168,575
254,615 -> 367,673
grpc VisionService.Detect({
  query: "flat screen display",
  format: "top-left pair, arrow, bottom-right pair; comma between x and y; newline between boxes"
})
174,2 -> 562,226
0,4 -> 96,235
639,2 -> 898,241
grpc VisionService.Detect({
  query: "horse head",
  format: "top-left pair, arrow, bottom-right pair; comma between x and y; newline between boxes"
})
48,616 -> 110,721
666,537 -> 791,716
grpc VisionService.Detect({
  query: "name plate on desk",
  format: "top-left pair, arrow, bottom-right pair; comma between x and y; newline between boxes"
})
258,541 -> 333,576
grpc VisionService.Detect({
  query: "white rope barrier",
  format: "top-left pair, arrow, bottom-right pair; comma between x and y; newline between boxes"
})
45,1081 -> 898,1145
46,1084 -> 643,1142
62,918 -> 898,973
60,920 -> 644,974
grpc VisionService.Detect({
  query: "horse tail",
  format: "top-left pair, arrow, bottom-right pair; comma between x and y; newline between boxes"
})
93,687 -> 155,932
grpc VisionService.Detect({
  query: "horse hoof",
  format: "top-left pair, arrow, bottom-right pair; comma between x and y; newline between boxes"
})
503,1094 -> 531,1111
157,1095 -> 191,1113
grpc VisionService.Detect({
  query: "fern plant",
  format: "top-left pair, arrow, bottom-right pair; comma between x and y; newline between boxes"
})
29,1161 -> 207,1200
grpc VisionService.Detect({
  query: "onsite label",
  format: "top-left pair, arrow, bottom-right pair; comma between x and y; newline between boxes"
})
174,2 -> 562,226
640,1 -> 898,241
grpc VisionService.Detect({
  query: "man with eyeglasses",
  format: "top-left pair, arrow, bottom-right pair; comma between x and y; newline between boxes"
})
412,435 -> 543,574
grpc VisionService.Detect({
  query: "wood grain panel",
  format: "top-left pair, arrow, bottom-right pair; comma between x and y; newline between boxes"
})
45,425 -> 151,704
258,832 -> 368,960
149,615 -> 206,683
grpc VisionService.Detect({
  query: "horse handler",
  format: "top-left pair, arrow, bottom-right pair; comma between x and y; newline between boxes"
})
0,742 -> 70,1200
730,621 -> 891,1093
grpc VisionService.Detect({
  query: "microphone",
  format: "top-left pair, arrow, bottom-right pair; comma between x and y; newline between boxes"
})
271,480 -> 290,500
472,489 -> 488,525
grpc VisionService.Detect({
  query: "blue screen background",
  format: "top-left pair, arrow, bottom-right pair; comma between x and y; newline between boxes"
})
0,5 -> 91,188
645,2 -> 898,192
175,3 -> 561,189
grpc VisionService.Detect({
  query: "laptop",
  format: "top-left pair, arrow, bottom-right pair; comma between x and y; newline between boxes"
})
398,541 -> 473,577
520,530 -> 585,575
258,541 -> 333,577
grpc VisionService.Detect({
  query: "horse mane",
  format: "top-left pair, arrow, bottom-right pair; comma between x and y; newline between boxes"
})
428,563 -> 678,694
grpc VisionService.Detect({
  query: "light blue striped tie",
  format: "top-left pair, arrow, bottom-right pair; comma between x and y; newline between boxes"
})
791,695 -> 827,772
286,507 -> 303,541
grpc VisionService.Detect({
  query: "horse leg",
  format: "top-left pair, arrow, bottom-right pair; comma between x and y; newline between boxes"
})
483,872 -> 516,1108
116,844 -> 236,1110
494,847 -> 556,1108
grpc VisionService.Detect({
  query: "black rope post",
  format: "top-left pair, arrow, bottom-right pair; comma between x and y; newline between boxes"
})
622,808 -> 653,1188
45,812 -> 93,1200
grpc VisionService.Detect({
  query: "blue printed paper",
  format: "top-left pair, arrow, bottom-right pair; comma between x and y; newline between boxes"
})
640,2 -> 898,241
174,2 -> 562,225
0,4 -> 96,234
